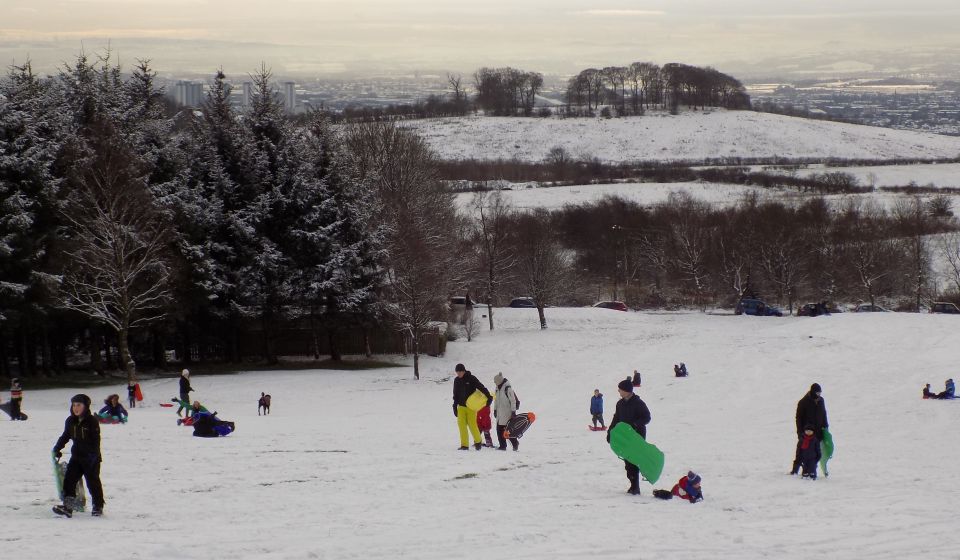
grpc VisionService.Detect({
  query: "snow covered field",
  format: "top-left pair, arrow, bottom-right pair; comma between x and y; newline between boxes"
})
4,308 -> 960,559
454,182 -> 764,211
797,163 -> 960,188
404,112 -> 960,163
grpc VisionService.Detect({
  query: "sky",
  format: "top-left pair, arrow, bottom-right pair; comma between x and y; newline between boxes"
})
3,0 -> 960,78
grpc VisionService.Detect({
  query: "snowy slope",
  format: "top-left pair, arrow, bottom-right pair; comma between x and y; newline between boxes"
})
3,309 -> 960,559
403,111 -> 960,163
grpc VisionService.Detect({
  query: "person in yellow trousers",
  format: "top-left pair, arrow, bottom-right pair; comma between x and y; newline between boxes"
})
452,363 -> 492,450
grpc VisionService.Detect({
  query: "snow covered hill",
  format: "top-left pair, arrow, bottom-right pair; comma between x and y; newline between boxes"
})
4,308 -> 959,558
403,111 -> 960,163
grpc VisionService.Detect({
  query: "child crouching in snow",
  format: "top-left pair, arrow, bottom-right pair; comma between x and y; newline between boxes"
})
799,424 -> 821,480
653,471 -> 704,503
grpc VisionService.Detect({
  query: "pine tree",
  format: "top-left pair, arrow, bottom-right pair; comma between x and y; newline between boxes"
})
0,62 -> 68,376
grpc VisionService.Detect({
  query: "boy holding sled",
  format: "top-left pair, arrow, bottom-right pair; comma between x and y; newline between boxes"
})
52,394 -> 105,517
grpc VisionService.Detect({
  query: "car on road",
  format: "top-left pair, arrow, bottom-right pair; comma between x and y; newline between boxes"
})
735,298 -> 783,317
509,297 -> 536,308
593,301 -> 628,311
854,303 -> 890,312
930,302 -> 960,314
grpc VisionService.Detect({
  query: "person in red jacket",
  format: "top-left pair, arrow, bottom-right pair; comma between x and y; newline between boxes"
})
477,405 -> 494,447
653,471 -> 703,503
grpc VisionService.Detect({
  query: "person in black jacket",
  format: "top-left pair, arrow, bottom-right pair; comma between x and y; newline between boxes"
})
790,383 -> 829,475
452,363 -> 492,450
176,369 -> 193,418
52,394 -> 105,517
607,379 -> 651,495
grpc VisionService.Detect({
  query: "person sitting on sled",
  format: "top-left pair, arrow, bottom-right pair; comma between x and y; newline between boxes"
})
98,394 -> 128,422
923,383 -> 936,399
936,378 -> 955,399
191,409 -> 235,437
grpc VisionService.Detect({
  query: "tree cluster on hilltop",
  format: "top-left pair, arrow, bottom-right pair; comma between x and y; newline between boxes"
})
564,62 -> 750,116
0,54 -> 456,380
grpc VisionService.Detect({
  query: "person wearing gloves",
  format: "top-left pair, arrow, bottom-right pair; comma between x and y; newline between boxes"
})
493,372 -> 520,451
52,394 -> 105,517
607,378 -> 651,495
452,363 -> 492,450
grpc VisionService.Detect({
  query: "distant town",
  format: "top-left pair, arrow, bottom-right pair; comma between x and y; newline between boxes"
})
163,73 -> 960,136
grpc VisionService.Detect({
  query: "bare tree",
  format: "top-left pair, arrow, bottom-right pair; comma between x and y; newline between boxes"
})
514,210 -> 573,329
939,232 -> 960,295
471,190 -> 515,330
345,122 -> 459,379
893,197 -> 933,311
58,131 -> 172,383
665,193 -> 712,310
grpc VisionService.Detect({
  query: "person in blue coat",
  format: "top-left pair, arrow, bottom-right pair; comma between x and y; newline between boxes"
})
97,394 -> 128,422
590,389 -> 604,428
936,378 -> 955,399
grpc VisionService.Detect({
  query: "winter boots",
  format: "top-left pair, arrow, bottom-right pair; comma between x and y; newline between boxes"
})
53,497 -> 75,518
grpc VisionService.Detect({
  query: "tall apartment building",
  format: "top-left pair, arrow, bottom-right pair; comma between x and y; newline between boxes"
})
242,82 -> 254,107
283,81 -> 296,113
174,81 -> 204,107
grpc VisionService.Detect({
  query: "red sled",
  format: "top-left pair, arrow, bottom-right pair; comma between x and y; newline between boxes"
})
588,426 -> 607,431
134,383 -> 143,402
159,403 -> 174,408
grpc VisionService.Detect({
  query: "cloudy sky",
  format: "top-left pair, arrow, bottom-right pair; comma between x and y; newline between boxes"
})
3,0 -> 959,77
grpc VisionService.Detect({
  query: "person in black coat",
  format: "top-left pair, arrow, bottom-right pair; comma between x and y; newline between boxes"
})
52,394 -> 105,517
176,369 -> 193,418
790,383 -> 829,475
607,379 -> 652,495
452,363 -> 492,450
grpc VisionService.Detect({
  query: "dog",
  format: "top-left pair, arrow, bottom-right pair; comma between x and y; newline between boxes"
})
258,392 -> 271,415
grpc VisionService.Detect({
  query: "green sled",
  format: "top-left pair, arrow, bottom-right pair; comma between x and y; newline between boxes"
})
820,428 -> 834,476
608,423 -> 665,484
52,451 -> 86,512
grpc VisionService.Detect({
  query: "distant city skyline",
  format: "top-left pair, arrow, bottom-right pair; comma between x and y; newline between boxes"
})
3,1 -> 960,79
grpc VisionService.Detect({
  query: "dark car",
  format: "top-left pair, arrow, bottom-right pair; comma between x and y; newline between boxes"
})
854,303 -> 889,313
593,301 -> 628,311
930,302 -> 960,314
509,297 -> 536,308
797,302 -> 841,316
735,298 -> 783,317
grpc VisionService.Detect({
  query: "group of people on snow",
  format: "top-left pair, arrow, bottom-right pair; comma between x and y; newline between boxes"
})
923,379 -> 954,400
452,364 -> 521,451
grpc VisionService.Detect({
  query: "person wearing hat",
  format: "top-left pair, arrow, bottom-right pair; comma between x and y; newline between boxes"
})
936,378 -> 955,399
790,383 -> 829,475
9,377 -> 24,420
452,363 -> 492,450
493,372 -> 520,451
52,394 -> 105,517
607,378 -> 651,495
653,471 -> 704,503
176,369 -> 193,418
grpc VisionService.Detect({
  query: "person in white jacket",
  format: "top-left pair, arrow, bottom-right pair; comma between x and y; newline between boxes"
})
493,373 -> 519,451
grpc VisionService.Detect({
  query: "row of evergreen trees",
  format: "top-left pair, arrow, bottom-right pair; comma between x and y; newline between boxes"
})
1,54 -> 455,381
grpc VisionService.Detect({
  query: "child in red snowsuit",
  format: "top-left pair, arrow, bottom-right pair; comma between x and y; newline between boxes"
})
477,405 -> 494,447
653,471 -> 704,503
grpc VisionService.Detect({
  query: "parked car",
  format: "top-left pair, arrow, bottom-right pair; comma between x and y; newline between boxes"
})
930,302 -> 960,314
509,297 -> 536,308
593,301 -> 628,311
735,298 -> 783,317
854,303 -> 889,313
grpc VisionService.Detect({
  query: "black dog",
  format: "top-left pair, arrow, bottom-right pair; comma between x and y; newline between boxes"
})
258,392 -> 271,415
